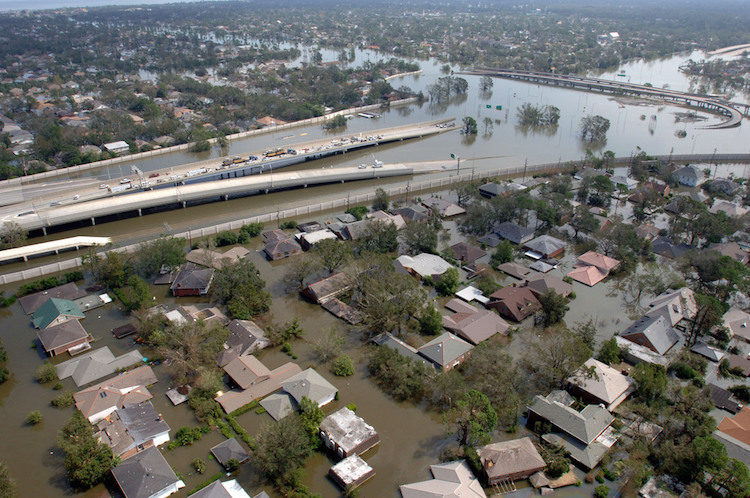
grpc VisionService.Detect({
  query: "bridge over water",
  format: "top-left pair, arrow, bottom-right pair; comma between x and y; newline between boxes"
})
462,68 -> 743,129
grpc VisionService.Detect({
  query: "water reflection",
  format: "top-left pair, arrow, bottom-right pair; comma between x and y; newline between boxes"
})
514,123 -> 560,138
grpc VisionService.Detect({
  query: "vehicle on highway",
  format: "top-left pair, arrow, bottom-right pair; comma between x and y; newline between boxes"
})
372,160 -> 384,168
73,195 -> 80,200
99,184 -> 109,189
120,178 -> 131,184
358,163 -> 368,169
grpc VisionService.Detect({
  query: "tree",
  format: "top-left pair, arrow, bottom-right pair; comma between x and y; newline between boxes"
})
90,250 -> 130,289
445,390 -> 498,447
265,318 -> 305,346
211,258 -> 270,319
372,188 -> 390,211
462,342 -> 522,430
579,115 -> 610,142
402,221 -> 438,255
311,327 -> 345,363
25,411 -> 43,425
312,238 -> 352,275
357,263 -> 427,335
434,267 -> 460,296
0,461 -> 16,498
253,416 -> 313,487
597,337 -> 621,365
482,116 -> 493,135
594,484 -> 610,498
462,116 -> 478,135
282,254 -> 321,292
368,346 -> 426,400
631,363 -> 667,403
57,412 -> 119,489
570,206 -> 599,238
419,303 -> 443,335
537,290 -> 569,327
479,75 -> 494,92
490,240 -> 514,267
357,220 -> 399,254
685,293 -> 726,347
133,235 -> 186,276
520,327 -> 592,392
158,320 -> 228,384
298,396 -> 325,449
333,355 -> 354,377
36,361 -> 57,383
0,221 -> 26,250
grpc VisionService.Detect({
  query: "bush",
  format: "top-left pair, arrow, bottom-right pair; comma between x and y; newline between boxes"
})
668,361 -> 697,380
51,391 -> 75,408
215,230 -> 239,247
36,362 -> 58,384
192,458 -> 206,474
26,410 -> 43,425
345,403 -> 357,411
333,355 -> 355,377
240,222 -> 264,238
594,484 -> 610,498
168,426 -> 204,449
345,206 -> 369,221
53,382 -> 63,390
0,367 -> 8,383
730,385 -> 750,403
280,220 -> 298,229
225,458 -> 240,472
216,419 -> 233,439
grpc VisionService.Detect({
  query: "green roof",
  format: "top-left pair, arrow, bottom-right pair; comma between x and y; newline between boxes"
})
32,297 -> 84,329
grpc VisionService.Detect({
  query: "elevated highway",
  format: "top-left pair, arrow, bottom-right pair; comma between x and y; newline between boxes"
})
10,164 -> 421,233
463,69 -> 743,129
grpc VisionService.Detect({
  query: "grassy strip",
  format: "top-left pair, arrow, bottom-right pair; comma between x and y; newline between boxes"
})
228,400 -> 259,418
226,415 -> 254,449
188,471 -> 225,494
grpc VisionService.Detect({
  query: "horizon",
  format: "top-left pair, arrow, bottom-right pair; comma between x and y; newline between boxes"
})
0,0 -> 201,12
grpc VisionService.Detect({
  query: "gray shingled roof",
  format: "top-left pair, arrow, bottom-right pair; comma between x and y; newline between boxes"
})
417,332 -> 473,369
211,438 -> 250,467
112,446 -> 180,498
260,392 -> 296,421
621,314 -> 679,355
118,402 -> 170,448
56,347 -> 144,386
527,394 -> 614,445
281,368 -> 338,406
493,222 -> 534,245
524,235 -> 567,256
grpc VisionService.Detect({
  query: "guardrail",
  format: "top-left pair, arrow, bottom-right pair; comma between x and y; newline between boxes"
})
0,98 -> 419,187
2,152 -> 749,285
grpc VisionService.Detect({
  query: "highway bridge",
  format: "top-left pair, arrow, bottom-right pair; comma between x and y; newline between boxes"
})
462,69 -> 743,129
11,164 -> 421,233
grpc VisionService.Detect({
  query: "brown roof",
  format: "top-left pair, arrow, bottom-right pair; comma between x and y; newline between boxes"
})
497,262 -> 531,280
449,242 -> 486,263
37,320 -> 89,353
718,406 -> 750,446
224,355 -> 271,389
74,365 -> 157,421
523,274 -> 573,298
488,287 -> 541,322
302,272 -> 351,304
478,437 -> 546,482
442,298 -> 509,344
216,361 -> 303,413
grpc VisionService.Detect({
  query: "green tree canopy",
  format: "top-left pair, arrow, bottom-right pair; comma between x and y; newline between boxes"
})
57,412 -> 119,489
211,258 -> 270,319
445,390 -> 498,447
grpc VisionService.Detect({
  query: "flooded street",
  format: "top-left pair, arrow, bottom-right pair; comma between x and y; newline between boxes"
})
0,48 -> 745,497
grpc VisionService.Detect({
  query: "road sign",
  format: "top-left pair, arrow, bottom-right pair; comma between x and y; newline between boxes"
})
450,153 -> 455,159
496,105 -> 503,110
486,104 -> 491,109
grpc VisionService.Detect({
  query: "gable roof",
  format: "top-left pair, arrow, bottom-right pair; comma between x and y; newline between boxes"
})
36,319 -> 89,353
488,286 -> 541,321
188,480 -> 252,498
528,393 -> 614,445
646,287 -> 698,326
303,272 -> 351,304
371,333 -> 432,368
18,282 -> 86,315
74,366 -> 157,421
224,355 -> 272,390
621,315 -> 679,355
477,437 -> 546,481
497,262 -> 531,280
710,201 -> 748,217
523,274 -> 573,298
651,236 -> 694,259
215,361 -> 302,414
718,406 -> 750,446
449,242 -> 486,263
709,241 -> 750,265
112,446 -> 181,498
493,221 -> 534,244
417,332 -> 473,368
170,266 -> 214,293
691,341 -> 725,362
32,297 -> 85,329
56,347 -> 144,386
281,368 -> 337,406
118,401 -> 171,447
400,460 -> 487,498
219,320 -> 269,366
394,205 -> 430,222
568,358 -> 635,409
264,238 -> 302,259
724,307 -> 750,342
421,197 -> 466,217
442,298 -> 509,344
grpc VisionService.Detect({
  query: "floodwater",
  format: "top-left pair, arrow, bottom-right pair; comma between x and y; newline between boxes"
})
0,48 -> 742,497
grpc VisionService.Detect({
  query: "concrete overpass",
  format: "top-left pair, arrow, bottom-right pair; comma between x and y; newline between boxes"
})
0,236 -> 111,263
463,69 -> 743,129
13,164 -> 420,233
